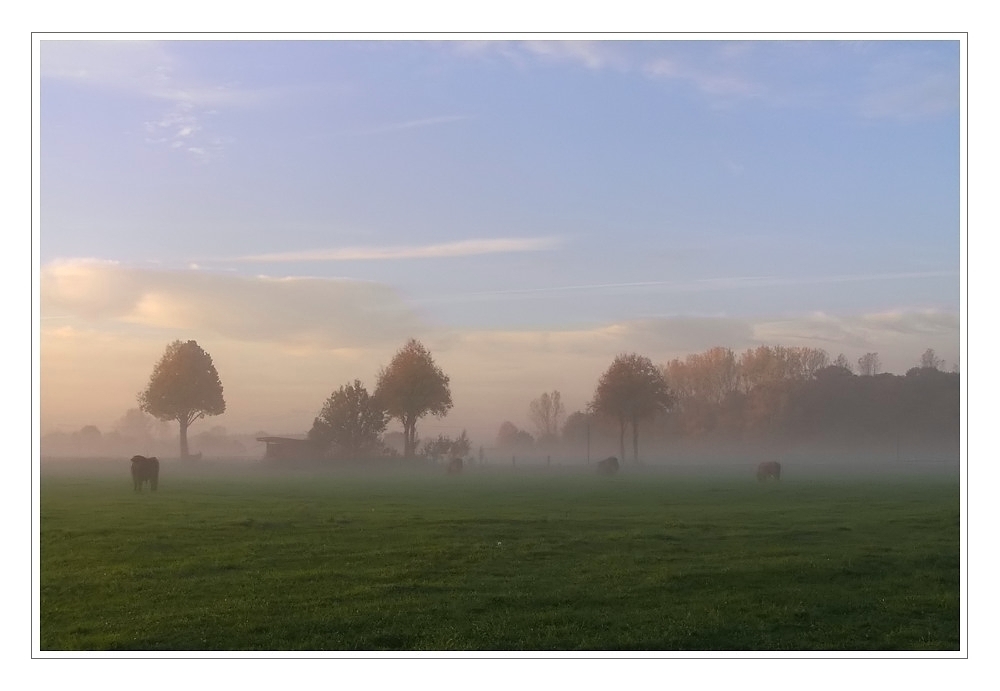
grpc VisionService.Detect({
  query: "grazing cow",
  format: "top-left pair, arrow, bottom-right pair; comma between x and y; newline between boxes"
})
596,456 -> 619,476
447,457 -> 464,475
130,455 -> 160,492
757,461 -> 781,482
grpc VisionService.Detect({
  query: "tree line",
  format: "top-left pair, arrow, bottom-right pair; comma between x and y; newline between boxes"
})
48,338 -> 957,464
654,346 -> 958,449
498,346 -> 959,464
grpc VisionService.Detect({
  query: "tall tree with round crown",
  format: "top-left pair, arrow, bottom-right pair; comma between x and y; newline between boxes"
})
375,339 -> 452,459
137,340 -> 225,460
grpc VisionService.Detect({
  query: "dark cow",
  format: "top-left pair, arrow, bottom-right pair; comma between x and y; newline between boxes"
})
756,461 -> 781,482
130,455 -> 160,492
596,456 -> 619,476
447,457 -> 464,475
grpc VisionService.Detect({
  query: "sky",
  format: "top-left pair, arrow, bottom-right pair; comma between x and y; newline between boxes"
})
37,37 -> 963,443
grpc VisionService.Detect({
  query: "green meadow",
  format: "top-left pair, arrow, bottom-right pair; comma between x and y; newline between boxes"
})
39,463 -> 960,652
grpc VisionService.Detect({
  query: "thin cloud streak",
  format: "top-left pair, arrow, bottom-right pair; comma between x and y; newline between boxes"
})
520,40 -> 627,71
353,115 -> 469,135
452,40 -> 958,117
41,40 -> 288,163
228,236 -> 563,262
40,40 -> 282,109
413,270 -> 958,304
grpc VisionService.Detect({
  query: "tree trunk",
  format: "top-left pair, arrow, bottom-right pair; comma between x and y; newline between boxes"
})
404,418 -> 416,458
632,416 -> 639,464
618,418 -> 626,463
179,417 -> 190,459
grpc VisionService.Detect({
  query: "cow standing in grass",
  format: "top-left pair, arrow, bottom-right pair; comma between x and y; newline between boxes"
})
131,455 -> 160,492
597,456 -> 619,476
447,457 -> 463,475
757,461 -> 781,482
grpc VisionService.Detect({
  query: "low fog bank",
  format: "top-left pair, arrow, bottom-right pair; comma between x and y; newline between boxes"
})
39,437 -> 959,484
39,427 -> 269,461
472,444 -> 959,480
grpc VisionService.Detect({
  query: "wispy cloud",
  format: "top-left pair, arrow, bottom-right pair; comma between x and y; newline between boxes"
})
40,40 -> 275,108
228,236 -> 563,263
412,270 -> 958,305
351,115 -> 469,136
753,309 -> 959,366
453,40 -> 759,99
643,57 -> 758,98
41,40 -> 176,94
452,39 -> 958,117
519,40 -> 627,70
143,101 -> 223,163
40,260 -> 423,348
41,40 -> 275,162
860,70 -> 958,120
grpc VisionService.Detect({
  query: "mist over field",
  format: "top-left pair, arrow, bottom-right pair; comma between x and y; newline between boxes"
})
40,439 -> 959,482
40,340 -> 960,483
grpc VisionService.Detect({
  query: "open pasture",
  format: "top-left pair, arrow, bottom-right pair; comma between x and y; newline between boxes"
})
39,464 -> 960,651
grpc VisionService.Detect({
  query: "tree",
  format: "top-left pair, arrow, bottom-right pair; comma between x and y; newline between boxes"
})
308,380 -> 388,460
920,348 -> 945,371
115,408 -> 155,442
375,339 -> 453,459
76,425 -> 103,455
137,340 -> 225,459
561,411 -> 591,444
857,352 -> 882,376
422,430 -> 471,462
496,421 -> 534,451
738,346 -> 793,393
798,348 -> 830,379
528,390 -> 564,445
662,346 -> 748,439
590,353 -> 674,463
737,346 -> 829,389
832,353 -> 854,373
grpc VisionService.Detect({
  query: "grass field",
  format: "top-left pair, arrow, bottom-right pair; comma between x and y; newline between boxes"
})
38,463 -> 960,652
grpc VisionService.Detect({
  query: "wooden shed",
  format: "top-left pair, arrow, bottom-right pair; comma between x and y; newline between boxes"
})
256,436 -> 323,463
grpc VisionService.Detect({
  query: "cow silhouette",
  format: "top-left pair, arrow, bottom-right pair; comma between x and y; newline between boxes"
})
447,457 -> 463,475
596,456 -> 619,475
756,461 -> 781,482
130,455 -> 160,492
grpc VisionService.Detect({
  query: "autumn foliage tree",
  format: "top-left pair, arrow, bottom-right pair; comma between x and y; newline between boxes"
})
654,343 -> 958,455
308,380 -> 388,460
737,345 -> 829,392
375,339 -> 453,459
137,340 -> 225,460
591,353 -> 674,463
663,347 -> 739,405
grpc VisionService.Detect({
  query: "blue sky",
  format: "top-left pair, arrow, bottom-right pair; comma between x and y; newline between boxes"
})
38,38 -> 962,438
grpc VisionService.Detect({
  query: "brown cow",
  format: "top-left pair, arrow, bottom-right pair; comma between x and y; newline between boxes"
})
756,461 -> 781,482
447,457 -> 463,475
130,455 -> 160,492
596,456 -> 619,475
